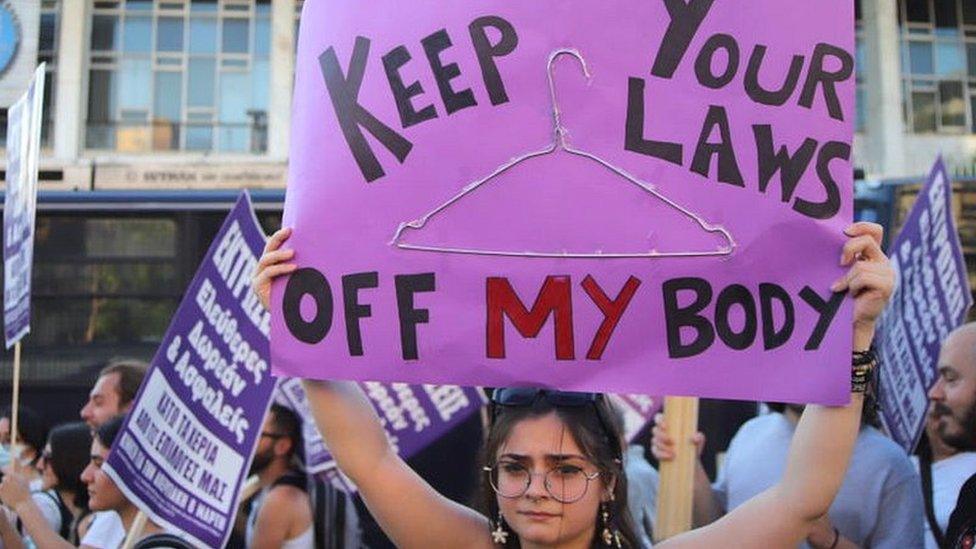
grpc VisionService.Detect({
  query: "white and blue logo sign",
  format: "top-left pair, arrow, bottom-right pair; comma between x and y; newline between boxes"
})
0,3 -> 20,76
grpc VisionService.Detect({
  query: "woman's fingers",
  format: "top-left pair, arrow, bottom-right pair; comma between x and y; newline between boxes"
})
253,263 -> 298,293
844,222 -> 883,246
262,263 -> 299,281
831,260 -> 890,293
263,227 -> 292,255
257,248 -> 295,269
840,234 -> 884,266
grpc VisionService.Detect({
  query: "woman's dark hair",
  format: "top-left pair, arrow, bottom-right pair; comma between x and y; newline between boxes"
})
47,422 -> 92,510
481,394 -> 641,548
1,405 -> 49,458
95,415 -> 126,450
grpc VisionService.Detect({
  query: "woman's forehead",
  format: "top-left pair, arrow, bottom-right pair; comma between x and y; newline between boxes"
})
497,413 -> 586,458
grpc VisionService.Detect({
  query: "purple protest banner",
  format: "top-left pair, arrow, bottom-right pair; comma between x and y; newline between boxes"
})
275,377 -> 486,490
274,2 -> 856,404
611,394 -> 662,443
877,159 -> 973,452
3,65 -> 45,348
104,193 -> 275,548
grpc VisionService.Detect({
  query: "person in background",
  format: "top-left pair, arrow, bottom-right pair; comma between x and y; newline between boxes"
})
78,360 -> 148,549
653,392 -> 925,548
0,405 -> 49,490
927,323 -> 976,548
245,404 -> 314,548
916,400 -> 976,549
0,422 -> 93,547
80,360 -> 148,431
81,416 -> 193,549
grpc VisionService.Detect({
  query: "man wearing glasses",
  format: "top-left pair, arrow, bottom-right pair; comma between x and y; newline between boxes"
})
244,404 -> 315,549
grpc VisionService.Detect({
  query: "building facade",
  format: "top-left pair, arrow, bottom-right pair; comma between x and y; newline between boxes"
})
858,0 -> 976,177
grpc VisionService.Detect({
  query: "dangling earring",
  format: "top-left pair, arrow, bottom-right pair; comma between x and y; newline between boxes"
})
601,501 -> 622,548
492,510 -> 509,545
601,502 -> 613,546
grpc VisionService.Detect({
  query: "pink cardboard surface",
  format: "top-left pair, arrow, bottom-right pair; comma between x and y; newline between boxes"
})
274,1 -> 855,404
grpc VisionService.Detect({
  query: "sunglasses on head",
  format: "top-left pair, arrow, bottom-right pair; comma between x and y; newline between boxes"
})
489,388 -> 621,460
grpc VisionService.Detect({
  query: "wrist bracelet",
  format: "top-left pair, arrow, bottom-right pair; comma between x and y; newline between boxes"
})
853,348 -> 876,366
852,348 -> 876,394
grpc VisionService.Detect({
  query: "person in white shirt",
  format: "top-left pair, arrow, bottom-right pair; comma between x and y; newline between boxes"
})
81,416 -> 192,549
78,360 -> 147,549
245,405 -> 315,549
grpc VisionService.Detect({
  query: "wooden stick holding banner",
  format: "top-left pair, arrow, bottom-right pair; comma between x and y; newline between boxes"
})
654,396 -> 699,542
120,511 -> 147,549
9,342 -> 21,451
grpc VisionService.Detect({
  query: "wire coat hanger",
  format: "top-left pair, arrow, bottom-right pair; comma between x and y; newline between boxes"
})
390,48 -> 736,259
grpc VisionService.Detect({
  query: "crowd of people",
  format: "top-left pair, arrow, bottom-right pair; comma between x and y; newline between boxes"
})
0,220 -> 965,548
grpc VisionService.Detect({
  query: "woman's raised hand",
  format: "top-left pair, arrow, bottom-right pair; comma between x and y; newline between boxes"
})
831,222 -> 894,348
252,227 -> 298,311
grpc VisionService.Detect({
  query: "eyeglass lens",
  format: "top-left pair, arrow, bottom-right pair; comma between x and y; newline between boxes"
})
488,462 -> 593,503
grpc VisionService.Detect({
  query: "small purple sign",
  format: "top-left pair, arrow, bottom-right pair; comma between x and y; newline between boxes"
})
877,158 -> 973,452
611,394 -> 662,443
104,193 -> 276,548
275,377 -> 486,490
3,65 -> 45,348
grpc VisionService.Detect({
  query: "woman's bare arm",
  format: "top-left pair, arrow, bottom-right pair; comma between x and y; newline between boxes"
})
0,471 -> 73,549
255,228 -> 491,548
660,222 -> 893,548
302,380 -> 490,548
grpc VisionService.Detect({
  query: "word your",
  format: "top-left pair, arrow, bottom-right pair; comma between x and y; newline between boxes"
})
625,0 -> 853,220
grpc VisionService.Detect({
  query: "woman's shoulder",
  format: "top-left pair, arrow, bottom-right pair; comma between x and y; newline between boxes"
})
29,489 -> 63,527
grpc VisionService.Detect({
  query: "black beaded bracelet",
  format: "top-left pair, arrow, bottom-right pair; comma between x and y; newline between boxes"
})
853,347 -> 876,366
852,348 -> 877,393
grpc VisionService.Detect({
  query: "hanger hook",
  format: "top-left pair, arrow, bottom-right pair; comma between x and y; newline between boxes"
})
546,48 -> 591,148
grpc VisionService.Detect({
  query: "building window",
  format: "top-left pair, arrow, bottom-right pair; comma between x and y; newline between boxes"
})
86,0 -> 271,153
39,0 -> 59,148
900,0 -> 976,133
0,2 -> 60,150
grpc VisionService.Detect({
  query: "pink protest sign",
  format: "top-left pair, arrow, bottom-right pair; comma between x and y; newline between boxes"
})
274,1 -> 855,404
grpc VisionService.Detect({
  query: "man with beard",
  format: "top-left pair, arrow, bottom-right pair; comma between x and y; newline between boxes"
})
245,404 -> 314,549
929,324 -> 976,548
653,395 -> 924,548
916,403 -> 976,548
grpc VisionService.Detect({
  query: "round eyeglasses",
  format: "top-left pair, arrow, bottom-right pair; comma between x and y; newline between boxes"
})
483,462 -> 602,503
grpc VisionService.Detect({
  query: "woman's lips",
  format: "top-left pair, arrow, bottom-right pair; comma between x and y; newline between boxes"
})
518,511 -> 560,521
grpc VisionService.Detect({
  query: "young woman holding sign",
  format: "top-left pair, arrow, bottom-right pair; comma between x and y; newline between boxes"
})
253,221 -> 893,549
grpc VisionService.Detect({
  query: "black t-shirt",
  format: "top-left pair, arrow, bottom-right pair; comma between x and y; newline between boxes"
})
946,472 -> 976,549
